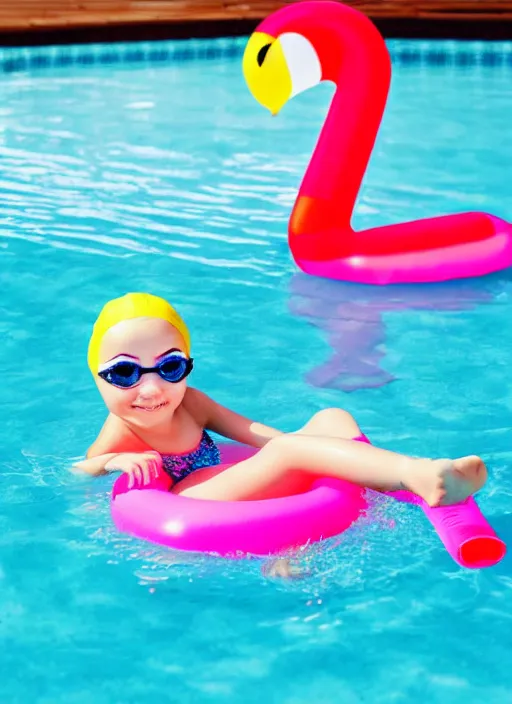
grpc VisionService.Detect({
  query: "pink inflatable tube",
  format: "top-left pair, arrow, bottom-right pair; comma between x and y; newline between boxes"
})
111,441 -> 506,567
390,491 -> 506,569
111,443 -> 367,556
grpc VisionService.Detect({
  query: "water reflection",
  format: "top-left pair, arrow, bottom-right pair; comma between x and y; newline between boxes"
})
288,271 -> 509,391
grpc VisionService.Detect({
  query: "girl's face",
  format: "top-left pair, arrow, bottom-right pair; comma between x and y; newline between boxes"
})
96,317 -> 190,429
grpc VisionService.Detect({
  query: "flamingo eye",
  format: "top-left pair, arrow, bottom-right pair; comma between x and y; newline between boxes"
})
257,43 -> 272,66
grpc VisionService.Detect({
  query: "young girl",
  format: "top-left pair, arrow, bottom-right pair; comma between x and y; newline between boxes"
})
75,292 -> 488,508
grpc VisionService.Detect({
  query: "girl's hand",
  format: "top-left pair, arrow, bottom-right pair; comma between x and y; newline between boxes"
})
104,451 -> 163,489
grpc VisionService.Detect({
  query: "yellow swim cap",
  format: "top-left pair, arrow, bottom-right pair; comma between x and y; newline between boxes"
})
87,292 -> 191,374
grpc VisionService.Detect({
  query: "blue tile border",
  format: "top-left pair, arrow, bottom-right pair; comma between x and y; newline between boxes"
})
2,37 -> 512,74
0,37 -> 248,74
389,39 -> 512,68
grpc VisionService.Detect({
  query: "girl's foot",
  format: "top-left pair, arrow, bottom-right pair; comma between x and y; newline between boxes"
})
405,455 -> 487,507
262,558 -> 307,580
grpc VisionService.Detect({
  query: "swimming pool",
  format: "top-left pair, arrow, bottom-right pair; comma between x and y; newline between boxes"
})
1,36 -> 512,703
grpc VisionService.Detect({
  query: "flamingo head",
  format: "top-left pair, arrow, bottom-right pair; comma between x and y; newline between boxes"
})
242,8 -> 325,116
243,2 -> 389,116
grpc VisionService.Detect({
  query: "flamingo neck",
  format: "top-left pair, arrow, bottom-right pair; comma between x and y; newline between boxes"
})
287,4 -> 391,259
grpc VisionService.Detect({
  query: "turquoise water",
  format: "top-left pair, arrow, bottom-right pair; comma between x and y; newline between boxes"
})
1,43 -> 512,703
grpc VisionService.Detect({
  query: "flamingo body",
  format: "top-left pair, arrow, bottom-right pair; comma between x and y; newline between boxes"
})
243,1 -> 512,284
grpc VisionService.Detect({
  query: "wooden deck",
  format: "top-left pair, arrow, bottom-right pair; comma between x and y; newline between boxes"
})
2,1 -> 512,45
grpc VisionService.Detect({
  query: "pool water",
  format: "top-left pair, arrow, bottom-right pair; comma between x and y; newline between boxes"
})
1,41 -> 512,703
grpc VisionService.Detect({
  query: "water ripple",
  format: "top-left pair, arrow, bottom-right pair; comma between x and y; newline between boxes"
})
1,54 -> 512,704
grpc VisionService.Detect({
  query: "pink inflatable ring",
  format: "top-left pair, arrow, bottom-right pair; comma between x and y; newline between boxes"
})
111,442 -> 367,556
111,441 -> 506,567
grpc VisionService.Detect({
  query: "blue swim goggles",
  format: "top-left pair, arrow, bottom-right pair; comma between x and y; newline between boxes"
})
98,353 -> 194,389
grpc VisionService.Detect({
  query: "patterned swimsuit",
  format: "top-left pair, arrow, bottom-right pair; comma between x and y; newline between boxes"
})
161,430 -> 221,483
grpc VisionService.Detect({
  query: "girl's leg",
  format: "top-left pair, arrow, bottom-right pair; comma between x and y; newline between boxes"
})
173,433 -> 487,507
266,408 -> 364,580
293,408 -> 363,440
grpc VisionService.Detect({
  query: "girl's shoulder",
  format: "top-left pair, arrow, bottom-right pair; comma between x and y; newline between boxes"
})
182,386 -> 210,427
86,413 -> 147,457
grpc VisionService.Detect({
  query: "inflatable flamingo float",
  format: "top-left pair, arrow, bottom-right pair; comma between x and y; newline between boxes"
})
243,1 -> 512,285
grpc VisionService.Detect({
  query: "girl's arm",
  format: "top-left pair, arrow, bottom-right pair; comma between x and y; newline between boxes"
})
73,414 -> 143,476
186,388 -> 284,448
72,453 -> 121,476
